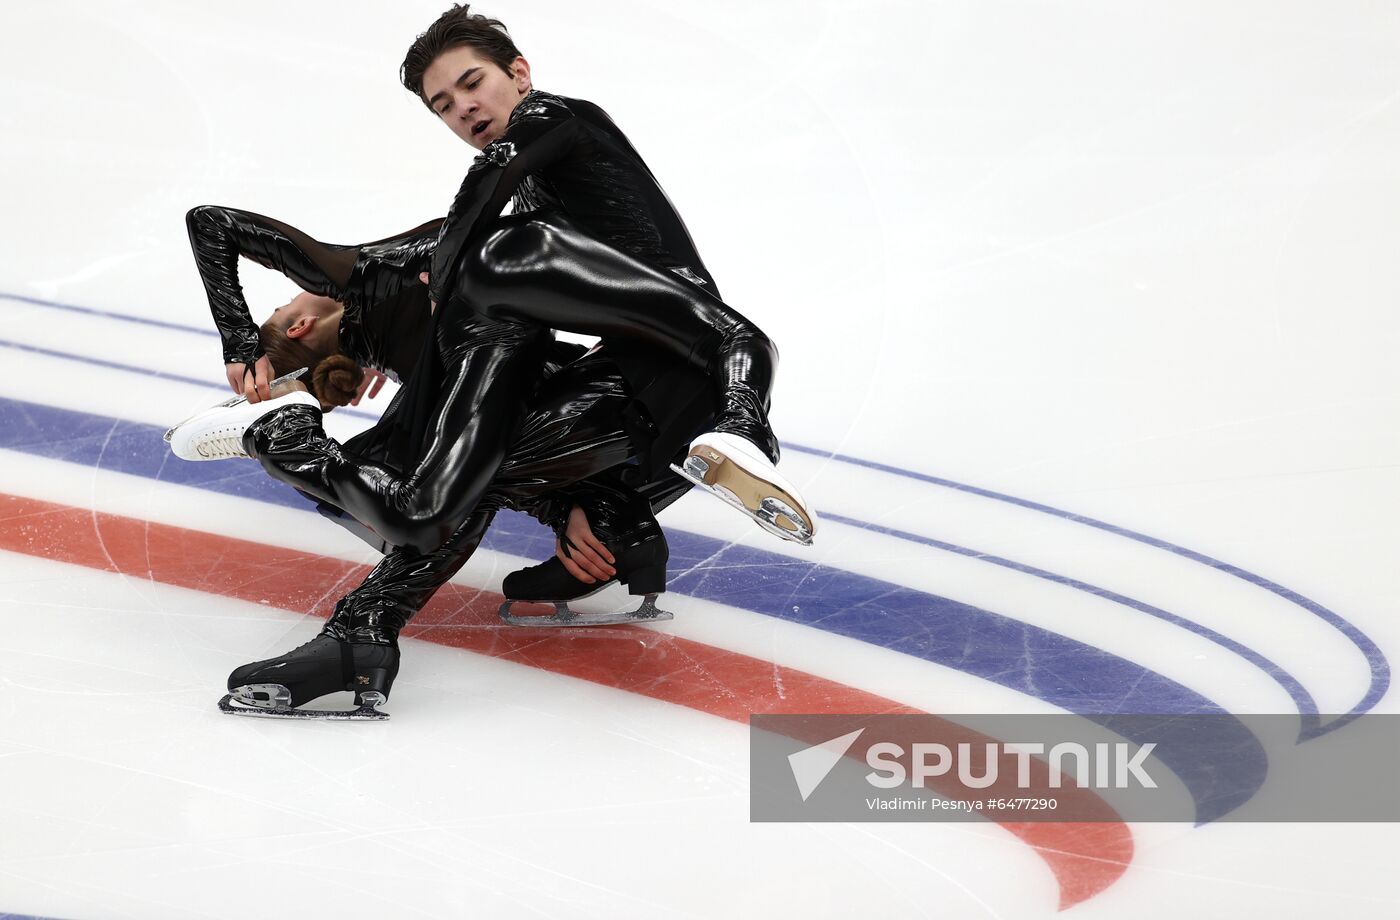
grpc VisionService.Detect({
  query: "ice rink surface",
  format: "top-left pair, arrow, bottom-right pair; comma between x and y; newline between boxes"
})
2,1 -> 1399,917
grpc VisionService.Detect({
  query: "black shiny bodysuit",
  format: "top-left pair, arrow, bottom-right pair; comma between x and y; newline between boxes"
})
237,90 -> 781,556
187,204 -> 683,645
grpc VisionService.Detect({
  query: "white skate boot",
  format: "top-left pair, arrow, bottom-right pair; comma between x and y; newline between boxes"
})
671,432 -> 817,545
167,370 -> 319,461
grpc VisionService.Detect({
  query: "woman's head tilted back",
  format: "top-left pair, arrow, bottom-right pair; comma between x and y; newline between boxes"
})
258,292 -> 363,409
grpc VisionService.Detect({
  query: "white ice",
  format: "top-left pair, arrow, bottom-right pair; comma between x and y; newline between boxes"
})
1,2 -> 1399,918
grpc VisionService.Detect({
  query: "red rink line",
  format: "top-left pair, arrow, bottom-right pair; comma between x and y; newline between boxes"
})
0,492 -> 1132,908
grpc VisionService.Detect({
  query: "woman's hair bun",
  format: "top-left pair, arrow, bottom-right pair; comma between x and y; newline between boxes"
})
311,354 -> 364,408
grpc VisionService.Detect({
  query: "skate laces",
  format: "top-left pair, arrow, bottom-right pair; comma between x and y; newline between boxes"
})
194,430 -> 251,459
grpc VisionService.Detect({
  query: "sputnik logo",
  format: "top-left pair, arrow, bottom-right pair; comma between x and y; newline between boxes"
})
788,728 -> 865,801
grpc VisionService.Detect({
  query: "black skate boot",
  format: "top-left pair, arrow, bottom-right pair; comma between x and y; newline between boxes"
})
499,488 -> 673,627
220,600 -> 400,720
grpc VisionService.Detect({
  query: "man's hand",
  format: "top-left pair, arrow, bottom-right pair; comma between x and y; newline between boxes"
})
351,368 -> 389,405
556,505 -> 616,584
226,355 -> 274,403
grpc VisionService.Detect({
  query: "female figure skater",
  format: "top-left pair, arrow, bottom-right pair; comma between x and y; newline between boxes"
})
182,204 -> 700,718
171,5 -> 816,561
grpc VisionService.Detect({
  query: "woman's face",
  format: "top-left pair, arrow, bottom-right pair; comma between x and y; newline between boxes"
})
422,45 -> 531,150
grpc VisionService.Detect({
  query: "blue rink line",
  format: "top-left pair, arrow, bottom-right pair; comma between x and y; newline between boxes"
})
0,290 -> 220,335
0,363 -> 1311,724
4,293 -> 1385,732
3,292 -> 1387,740
0,394 -> 1267,824
0,337 -> 383,425
0,337 -> 234,391
821,511 -> 1320,724
801,448 -> 1389,741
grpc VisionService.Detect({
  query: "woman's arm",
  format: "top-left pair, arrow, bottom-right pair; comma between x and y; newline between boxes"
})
187,206 -> 445,396
185,205 -> 359,366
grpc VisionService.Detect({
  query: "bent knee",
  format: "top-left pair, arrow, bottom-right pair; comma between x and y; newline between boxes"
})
722,319 -> 777,359
384,497 -> 473,554
468,219 -> 556,287
757,329 -> 778,362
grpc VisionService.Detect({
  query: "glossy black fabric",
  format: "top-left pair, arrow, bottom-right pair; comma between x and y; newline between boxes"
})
184,201 -> 748,481
184,202 -> 670,528
243,206 -> 772,553
458,210 -> 780,468
231,89 -> 786,553
318,352 -> 689,647
186,205 -> 440,372
323,509 -> 493,645
426,90 -> 781,471
427,91 -> 715,308
187,205 -> 695,642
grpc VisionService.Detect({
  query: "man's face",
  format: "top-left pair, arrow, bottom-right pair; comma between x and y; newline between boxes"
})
422,45 -> 531,150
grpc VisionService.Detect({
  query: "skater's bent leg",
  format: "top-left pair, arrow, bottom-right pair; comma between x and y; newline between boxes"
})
489,352 -> 637,501
224,511 -> 495,716
325,511 -> 494,645
463,214 -> 780,460
461,219 -> 814,541
247,322 -> 551,552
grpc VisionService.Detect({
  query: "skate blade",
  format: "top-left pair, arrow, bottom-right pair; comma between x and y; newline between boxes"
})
498,595 -> 674,628
164,367 -> 309,442
670,453 -> 815,546
218,685 -> 389,721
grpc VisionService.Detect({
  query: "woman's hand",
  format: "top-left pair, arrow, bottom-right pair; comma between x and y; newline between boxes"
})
226,355 -> 274,403
351,367 -> 389,405
556,505 -> 616,584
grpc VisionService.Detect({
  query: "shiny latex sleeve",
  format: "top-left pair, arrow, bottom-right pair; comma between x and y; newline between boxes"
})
185,205 -> 440,367
426,98 -> 582,308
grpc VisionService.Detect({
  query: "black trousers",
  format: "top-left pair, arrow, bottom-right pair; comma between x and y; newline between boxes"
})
313,350 -> 687,645
185,204 -> 704,646
248,211 -> 777,555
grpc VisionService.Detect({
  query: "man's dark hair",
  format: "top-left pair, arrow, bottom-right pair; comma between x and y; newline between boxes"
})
400,4 -> 522,106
